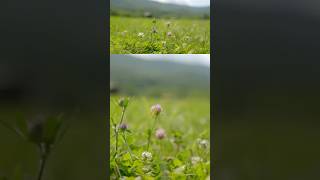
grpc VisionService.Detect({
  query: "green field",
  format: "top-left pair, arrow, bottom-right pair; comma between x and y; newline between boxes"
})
110,96 -> 210,179
110,16 -> 210,54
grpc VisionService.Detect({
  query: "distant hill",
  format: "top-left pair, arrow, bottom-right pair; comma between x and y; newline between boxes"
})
111,55 -> 210,98
110,0 -> 210,19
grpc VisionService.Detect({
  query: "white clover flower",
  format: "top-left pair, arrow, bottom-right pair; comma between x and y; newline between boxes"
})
135,177 -> 142,180
138,32 -> 145,37
174,165 -> 185,173
191,156 -> 202,165
134,176 -> 142,180
198,139 -> 209,149
121,30 -> 128,36
167,31 -> 172,37
141,151 -> 152,161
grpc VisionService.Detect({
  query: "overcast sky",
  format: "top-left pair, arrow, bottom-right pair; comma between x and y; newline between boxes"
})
149,0 -> 210,7
129,54 -> 210,67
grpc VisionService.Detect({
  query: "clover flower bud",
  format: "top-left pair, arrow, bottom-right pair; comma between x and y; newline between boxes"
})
152,27 -> 157,34
151,104 -> 162,116
27,115 -> 46,143
118,97 -> 129,108
141,151 -> 152,161
119,123 -> 128,131
155,128 -> 166,140
166,21 -> 171,27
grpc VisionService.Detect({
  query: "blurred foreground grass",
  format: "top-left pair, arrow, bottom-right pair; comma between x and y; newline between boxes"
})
0,107 -> 106,180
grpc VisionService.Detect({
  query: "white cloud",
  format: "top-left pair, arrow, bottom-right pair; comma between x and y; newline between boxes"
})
129,54 -> 210,67
149,0 -> 210,7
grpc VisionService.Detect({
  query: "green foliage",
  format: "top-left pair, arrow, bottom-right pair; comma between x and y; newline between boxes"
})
110,16 -> 210,54
0,114 -> 68,180
110,96 -> 210,179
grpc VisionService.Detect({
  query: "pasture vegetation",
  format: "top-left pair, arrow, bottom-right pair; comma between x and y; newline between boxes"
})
110,16 -> 210,54
110,96 -> 210,179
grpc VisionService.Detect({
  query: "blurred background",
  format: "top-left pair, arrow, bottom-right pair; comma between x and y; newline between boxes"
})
0,0 -> 107,179
214,0 -> 320,179
111,0 -> 210,19
111,54 -> 210,98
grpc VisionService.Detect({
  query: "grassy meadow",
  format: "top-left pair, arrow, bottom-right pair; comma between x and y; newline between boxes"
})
110,96 -> 210,179
110,16 -> 210,54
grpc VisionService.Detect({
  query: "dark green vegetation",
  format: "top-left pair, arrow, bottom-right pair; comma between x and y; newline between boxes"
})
110,0 -> 210,19
110,55 -> 210,98
0,114 -> 67,180
0,107 -> 106,180
110,96 -> 210,179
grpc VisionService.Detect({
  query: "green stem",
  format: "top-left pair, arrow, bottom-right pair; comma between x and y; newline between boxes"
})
115,107 -> 126,157
146,116 -> 158,151
122,133 -> 134,162
37,144 -> 49,180
114,159 -> 122,178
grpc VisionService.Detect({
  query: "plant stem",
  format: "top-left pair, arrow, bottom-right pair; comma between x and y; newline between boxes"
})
114,159 -> 122,178
115,107 -> 126,157
122,133 -> 133,162
37,145 -> 49,180
146,116 -> 158,151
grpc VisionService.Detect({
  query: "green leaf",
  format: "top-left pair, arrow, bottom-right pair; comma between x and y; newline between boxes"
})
12,165 -> 23,180
0,119 -> 25,140
14,113 -> 28,139
43,115 -> 63,145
